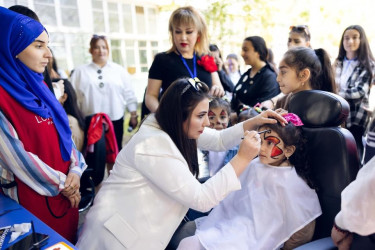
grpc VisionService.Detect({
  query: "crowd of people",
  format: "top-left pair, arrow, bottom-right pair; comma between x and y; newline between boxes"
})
0,4 -> 374,250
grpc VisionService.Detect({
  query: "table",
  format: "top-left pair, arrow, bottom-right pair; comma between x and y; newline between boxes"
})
0,193 -> 77,249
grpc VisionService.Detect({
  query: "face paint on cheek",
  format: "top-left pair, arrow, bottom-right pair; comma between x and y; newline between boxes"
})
208,110 -> 215,128
265,136 -> 283,158
270,146 -> 283,158
219,110 -> 228,129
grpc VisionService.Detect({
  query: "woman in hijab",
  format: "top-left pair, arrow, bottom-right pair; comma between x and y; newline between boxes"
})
0,7 -> 86,243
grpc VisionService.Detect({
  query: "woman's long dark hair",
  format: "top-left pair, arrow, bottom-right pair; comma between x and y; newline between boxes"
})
155,78 -> 210,177
244,36 -> 268,62
283,47 -> 336,93
337,25 -> 375,83
260,122 -> 315,189
62,80 -> 85,130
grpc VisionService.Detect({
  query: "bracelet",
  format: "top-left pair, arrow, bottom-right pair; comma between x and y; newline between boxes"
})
333,222 -> 350,234
130,114 -> 138,118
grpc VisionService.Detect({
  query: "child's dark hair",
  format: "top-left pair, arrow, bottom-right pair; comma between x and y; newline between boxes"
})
337,25 -> 375,84
260,122 -> 315,188
283,47 -> 336,93
209,97 -> 231,116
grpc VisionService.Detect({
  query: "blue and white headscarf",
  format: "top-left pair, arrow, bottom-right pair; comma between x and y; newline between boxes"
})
0,7 -> 72,161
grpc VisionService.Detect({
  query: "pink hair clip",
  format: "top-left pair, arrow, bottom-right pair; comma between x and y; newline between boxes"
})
282,113 -> 304,126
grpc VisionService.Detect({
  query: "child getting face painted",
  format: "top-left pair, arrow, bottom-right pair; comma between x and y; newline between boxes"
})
178,113 -> 321,250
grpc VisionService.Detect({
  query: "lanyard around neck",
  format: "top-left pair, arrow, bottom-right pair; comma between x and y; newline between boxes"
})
177,50 -> 197,78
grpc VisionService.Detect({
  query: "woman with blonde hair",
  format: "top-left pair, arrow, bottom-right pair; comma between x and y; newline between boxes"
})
144,6 -> 224,116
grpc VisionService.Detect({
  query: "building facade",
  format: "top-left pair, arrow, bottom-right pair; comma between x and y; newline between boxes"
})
2,0 -> 171,100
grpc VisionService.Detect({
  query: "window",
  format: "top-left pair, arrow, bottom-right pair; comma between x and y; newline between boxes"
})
122,4 -> 133,33
151,41 -> 159,59
111,40 -> 123,65
147,8 -> 157,35
138,40 -> 148,72
108,2 -> 120,33
60,0 -> 80,27
92,0 -> 105,33
135,6 -> 145,34
4,0 -> 28,7
49,33 -> 68,73
34,0 -> 57,26
69,34 -> 91,68
125,40 -> 136,74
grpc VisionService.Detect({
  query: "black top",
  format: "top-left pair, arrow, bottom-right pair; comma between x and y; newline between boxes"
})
148,51 -> 212,96
231,63 -> 280,113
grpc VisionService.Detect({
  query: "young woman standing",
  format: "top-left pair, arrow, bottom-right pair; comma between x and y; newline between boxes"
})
334,25 -> 375,159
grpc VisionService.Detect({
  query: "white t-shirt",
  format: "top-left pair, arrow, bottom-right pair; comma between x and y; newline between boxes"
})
71,61 -> 137,120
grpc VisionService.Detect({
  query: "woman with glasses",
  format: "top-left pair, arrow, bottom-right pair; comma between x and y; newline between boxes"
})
333,25 -> 375,160
143,6 -> 225,117
0,7 -> 86,243
71,35 -> 138,150
76,77 -> 286,249
288,25 -> 311,49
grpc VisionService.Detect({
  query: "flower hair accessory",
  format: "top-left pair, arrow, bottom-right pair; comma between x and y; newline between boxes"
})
197,55 -> 218,73
282,113 -> 304,126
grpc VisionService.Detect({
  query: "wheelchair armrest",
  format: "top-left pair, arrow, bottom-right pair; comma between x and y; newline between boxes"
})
294,237 -> 335,250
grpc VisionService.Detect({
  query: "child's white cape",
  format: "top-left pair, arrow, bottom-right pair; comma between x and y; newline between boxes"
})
195,158 -> 322,250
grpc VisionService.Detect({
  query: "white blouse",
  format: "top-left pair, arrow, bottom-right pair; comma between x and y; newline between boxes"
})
71,61 -> 137,120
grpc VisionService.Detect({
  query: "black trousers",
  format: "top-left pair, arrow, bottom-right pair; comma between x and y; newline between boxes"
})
111,117 -> 124,151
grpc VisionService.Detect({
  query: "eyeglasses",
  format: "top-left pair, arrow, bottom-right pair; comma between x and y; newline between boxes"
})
289,25 -> 310,36
92,34 -> 106,39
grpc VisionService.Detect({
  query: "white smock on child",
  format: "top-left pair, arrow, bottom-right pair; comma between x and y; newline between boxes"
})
184,157 -> 321,250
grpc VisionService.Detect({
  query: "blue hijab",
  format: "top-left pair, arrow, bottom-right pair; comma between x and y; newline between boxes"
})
0,7 -> 72,161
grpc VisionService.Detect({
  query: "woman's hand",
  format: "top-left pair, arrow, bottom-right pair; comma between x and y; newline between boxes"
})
238,130 -> 261,161
230,130 -> 260,176
62,189 -> 81,208
331,225 -> 353,250
129,113 -> 139,129
209,85 -> 225,97
61,173 -> 81,208
62,172 -> 80,197
243,109 -> 287,132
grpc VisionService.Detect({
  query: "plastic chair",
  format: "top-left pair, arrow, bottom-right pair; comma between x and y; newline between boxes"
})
287,90 -> 360,248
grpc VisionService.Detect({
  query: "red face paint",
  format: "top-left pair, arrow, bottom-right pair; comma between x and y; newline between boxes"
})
264,135 -> 283,158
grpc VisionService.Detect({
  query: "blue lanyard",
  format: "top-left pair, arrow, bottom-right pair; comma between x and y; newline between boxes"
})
177,50 -> 196,78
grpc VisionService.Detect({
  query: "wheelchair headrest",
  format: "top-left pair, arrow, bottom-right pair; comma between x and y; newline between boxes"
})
288,90 -> 349,127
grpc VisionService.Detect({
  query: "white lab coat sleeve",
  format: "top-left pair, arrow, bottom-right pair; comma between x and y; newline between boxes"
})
134,134 -> 241,212
335,156 -> 375,235
198,121 -> 244,151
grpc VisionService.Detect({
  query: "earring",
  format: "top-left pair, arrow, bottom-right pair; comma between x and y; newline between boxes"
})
15,55 -> 18,58
197,37 -> 200,43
